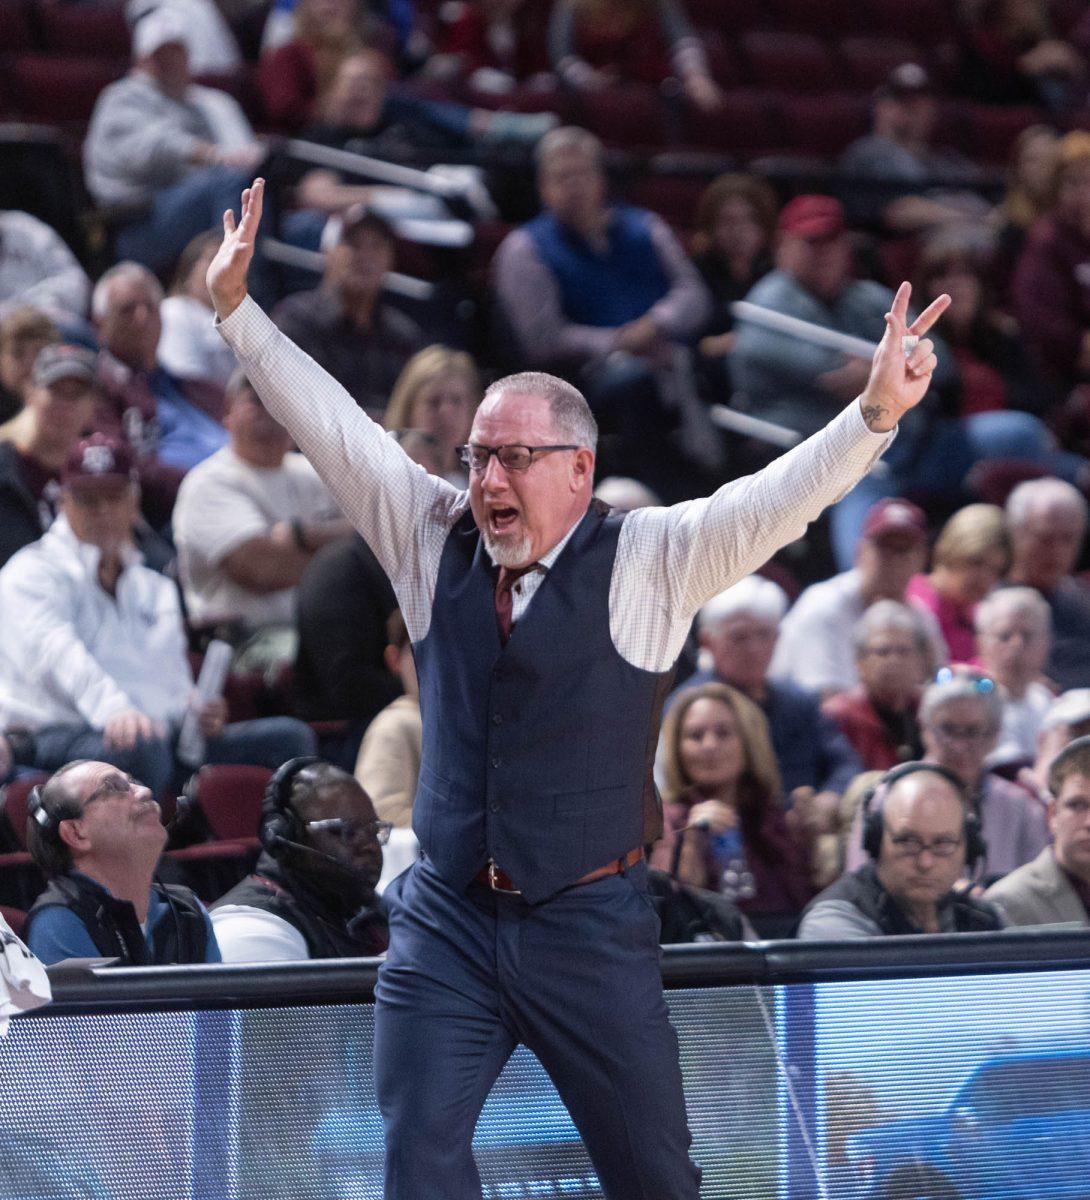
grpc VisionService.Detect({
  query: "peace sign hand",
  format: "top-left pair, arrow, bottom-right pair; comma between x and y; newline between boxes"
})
858,281 -> 951,433
206,177 -> 265,321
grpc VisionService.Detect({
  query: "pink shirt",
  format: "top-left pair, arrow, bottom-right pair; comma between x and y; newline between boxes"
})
907,574 -> 979,666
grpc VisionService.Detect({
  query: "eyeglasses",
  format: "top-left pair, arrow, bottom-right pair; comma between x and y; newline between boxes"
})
886,833 -> 965,859
457,443 -> 581,473
931,722 -> 995,743
305,818 -> 393,846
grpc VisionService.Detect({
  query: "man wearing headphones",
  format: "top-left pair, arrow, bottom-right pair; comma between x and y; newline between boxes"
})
798,762 -> 1005,939
211,758 -> 390,961
22,760 -> 220,965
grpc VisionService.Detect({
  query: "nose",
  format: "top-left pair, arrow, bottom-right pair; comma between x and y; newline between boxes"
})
481,453 -> 509,491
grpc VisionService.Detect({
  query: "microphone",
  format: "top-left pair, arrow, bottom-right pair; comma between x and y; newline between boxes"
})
269,833 -> 354,871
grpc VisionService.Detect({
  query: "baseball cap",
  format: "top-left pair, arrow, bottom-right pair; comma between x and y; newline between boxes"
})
777,195 -> 846,241
32,344 -> 98,389
876,62 -> 935,101
334,204 -> 397,247
1042,689 -> 1090,732
861,497 -> 928,544
131,6 -> 188,59
62,434 -> 138,492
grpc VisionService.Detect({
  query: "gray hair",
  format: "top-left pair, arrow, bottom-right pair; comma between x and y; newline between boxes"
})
1005,477 -> 1088,529
920,673 -> 1003,731
91,261 -> 163,321
852,599 -> 932,659
535,125 -> 604,172
974,586 -> 1051,638
482,371 -> 598,452
699,575 -> 788,631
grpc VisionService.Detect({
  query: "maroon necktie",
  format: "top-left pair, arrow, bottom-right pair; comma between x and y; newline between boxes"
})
495,565 -> 537,645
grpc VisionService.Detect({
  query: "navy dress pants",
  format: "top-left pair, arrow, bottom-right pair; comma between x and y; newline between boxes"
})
374,856 -> 702,1199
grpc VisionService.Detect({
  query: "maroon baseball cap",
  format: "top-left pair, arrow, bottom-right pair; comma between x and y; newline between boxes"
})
777,195 -> 846,241
62,434 -> 137,492
861,497 -> 928,544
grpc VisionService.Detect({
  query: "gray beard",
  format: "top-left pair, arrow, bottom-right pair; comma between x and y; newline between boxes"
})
482,529 -> 533,568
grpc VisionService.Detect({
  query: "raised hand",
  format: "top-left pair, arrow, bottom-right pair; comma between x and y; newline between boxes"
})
206,177 -> 265,320
858,281 -> 950,433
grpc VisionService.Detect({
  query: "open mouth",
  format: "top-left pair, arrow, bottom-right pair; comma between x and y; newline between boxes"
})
489,506 -> 520,535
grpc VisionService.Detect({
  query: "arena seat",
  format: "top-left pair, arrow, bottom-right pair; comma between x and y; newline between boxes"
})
0,906 -> 27,937
10,53 -> 127,124
780,92 -> 870,158
37,1 -> 131,56
838,37 -> 925,92
0,1 -> 33,53
870,0 -> 952,39
962,102 -> 1046,165
175,764 -> 271,845
739,31 -> 839,94
0,773 -> 49,852
577,83 -> 667,151
684,87 -> 782,158
773,0 -> 868,36
685,0 -> 769,34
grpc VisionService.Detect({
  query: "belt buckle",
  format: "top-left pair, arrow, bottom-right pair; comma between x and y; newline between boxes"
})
487,860 -> 522,896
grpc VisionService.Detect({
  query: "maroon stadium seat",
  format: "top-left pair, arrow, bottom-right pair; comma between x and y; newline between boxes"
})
0,1 -> 33,53
176,764 -> 271,844
780,92 -> 870,158
577,84 -> 667,151
871,0 -> 951,39
0,906 -> 27,937
740,31 -> 838,94
838,37 -> 925,92
685,0 -> 769,33
683,87 -> 782,158
10,53 -> 127,124
37,1 -> 131,56
0,773 -> 48,851
773,0 -> 866,36
962,103 -> 1046,166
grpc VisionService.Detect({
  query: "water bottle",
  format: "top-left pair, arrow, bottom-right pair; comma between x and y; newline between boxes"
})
710,825 -> 756,903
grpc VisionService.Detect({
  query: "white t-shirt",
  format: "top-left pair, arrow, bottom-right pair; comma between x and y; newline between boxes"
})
989,681 -> 1054,768
210,906 -> 309,963
158,295 -> 239,387
174,446 -> 340,628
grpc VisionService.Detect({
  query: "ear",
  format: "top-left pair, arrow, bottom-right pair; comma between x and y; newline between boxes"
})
57,817 -> 89,855
571,446 -> 595,491
382,644 -> 399,675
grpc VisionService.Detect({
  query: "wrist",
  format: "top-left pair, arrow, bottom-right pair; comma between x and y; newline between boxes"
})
858,394 -> 901,433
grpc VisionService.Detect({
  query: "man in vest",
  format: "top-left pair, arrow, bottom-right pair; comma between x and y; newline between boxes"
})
211,759 -> 390,961
207,177 -> 949,1199
493,126 -> 710,496
23,760 -> 220,966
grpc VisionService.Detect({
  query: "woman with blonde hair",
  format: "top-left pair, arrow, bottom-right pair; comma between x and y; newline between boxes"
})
383,345 -> 480,484
907,503 -> 1011,665
650,682 -> 816,933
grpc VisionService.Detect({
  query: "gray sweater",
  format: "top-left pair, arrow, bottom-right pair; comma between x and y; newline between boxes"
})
83,72 -> 252,207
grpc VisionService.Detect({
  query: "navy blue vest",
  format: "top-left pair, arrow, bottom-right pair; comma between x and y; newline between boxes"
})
525,207 -> 672,329
413,501 -> 673,903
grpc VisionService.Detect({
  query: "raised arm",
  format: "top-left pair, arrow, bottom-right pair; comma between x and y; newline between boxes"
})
635,283 -> 951,618
206,179 -> 461,586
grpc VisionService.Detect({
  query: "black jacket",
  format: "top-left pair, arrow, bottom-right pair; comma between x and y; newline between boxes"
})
0,441 -> 48,570
26,872 -> 211,965
213,852 -> 388,959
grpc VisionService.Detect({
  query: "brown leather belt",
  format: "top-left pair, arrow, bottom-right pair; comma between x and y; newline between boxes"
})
474,847 -> 644,896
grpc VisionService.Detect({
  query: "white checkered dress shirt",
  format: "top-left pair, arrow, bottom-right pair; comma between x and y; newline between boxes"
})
218,296 -> 893,672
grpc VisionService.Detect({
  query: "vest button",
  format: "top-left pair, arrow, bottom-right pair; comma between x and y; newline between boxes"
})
490,755 -> 501,768
492,713 -> 502,725
489,801 -> 500,813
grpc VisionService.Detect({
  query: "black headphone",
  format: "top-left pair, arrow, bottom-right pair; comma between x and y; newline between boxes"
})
260,756 -> 320,853
26,784 -> 56,840
861,761 -> 986,870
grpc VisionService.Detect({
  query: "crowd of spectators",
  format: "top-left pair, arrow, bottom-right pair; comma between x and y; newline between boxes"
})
7,0 -> 1090,960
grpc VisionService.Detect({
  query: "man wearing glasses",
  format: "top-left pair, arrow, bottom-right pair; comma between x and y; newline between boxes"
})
23,761 -> 221,966
211,760 -> 390,961
798,763 -> 1005,940
207,178 -> 948,1199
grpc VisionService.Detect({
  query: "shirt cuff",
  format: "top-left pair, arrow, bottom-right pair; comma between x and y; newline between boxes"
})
214,293 -> 277,359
